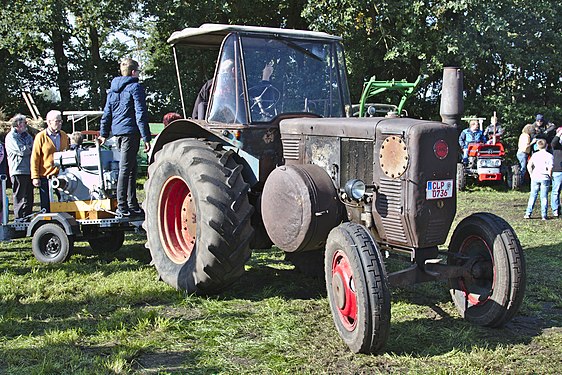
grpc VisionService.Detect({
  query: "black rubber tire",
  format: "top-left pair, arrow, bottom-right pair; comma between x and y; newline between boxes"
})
32,223 -> 74,264
143,139 -> 254,295
248,193 -> 273,250
456,163 -> 466,192
285,249 -> 325,278
510,164 -> 522,190
448,212 -> 526,327
325,223 -> 391,354
88,231 -> 125,253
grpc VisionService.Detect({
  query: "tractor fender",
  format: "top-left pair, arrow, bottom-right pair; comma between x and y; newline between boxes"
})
149,119 -> 228,165
149,119 -> 260,186
27,212 -> 80,237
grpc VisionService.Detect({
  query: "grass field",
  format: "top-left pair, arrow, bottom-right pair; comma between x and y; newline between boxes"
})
0,186 -> 561,374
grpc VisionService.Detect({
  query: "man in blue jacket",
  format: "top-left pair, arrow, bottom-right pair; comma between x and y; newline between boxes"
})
459,120 -> 486,164
99,58 -> 151,217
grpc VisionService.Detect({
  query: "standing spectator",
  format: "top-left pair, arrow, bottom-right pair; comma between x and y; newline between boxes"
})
524,139 -> 553,220
99,58 -> 151,217
517,124 -> 535,182
458,119 -> 486,164
31,110 -> 70,212
550,127 -> 562,217
532,114 -> 557,147
0,139 -> 6,223
5,114 -> 34,219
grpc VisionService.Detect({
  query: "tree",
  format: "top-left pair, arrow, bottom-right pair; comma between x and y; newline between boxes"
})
141,0 -> 311,120
0,0 -> 139,119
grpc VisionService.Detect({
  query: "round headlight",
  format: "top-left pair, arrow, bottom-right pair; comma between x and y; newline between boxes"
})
344,179 -> 366,200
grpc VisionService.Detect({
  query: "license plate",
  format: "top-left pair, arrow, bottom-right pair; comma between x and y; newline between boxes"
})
426,179 -> 454,200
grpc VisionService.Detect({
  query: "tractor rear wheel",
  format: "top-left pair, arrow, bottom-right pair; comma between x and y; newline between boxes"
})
510,164 -> 522,190
448,212 -> 526,327
325,223 -> 390,354
456,163 -> 466,192
143,139 -> 254,295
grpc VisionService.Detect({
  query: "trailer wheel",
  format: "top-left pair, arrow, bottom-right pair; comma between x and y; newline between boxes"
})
88,231 -> 125,253
32,223 -> 73,264
448,212 -> 526,327
325,223 -> 390,354
143,139 -> 254,295
456,163 -> 466,192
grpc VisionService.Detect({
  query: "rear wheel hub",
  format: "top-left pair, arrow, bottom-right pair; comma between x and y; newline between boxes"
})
159,176 -> 196,264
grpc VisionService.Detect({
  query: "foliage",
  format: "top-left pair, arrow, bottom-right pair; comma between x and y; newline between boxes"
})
0,0 -> 139,118
1,0 -> 562,143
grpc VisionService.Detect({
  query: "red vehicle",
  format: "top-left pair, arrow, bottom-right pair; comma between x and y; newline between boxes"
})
457,117 -> 521,190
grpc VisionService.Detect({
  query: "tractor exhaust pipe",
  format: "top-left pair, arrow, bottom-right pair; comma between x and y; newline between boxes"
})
439,67 -> 464,131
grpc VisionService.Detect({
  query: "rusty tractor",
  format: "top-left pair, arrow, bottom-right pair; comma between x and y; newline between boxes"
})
143,24 -> 526,354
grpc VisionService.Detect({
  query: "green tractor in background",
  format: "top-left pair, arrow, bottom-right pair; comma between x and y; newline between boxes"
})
353,75 -> 422,118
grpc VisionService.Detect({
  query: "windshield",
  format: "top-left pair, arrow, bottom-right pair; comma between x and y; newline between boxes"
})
240,35 -> 350,123
207,34 -> 247,124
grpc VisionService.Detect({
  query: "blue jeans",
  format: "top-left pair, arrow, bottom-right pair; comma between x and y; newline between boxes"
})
116,133 -> 141,211
462,148 -> 469,164
517,151 -> 528,180
526,179 -> 551,218
551,172 -> 562,215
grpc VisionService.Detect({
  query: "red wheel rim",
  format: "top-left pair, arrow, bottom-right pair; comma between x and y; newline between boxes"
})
158,176 -> 196,264
458,235 -> 495,306
331,250 -> 358,331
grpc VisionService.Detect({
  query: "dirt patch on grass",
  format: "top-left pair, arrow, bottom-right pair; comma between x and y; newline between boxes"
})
132,351 -> 194,374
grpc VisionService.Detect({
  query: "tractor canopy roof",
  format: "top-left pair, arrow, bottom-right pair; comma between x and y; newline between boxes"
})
167,23 -> 342,48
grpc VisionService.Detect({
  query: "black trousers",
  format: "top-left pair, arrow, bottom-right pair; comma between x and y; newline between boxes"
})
116,133 -> 141,211
12,174 -> 34,218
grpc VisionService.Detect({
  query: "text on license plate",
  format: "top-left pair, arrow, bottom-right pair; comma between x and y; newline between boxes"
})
426,179 -> 454,200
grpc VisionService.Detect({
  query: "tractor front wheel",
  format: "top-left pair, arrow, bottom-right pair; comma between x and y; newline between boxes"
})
143,139 -> 254,295
325,223 -> 390,354
448,212 -> 526,326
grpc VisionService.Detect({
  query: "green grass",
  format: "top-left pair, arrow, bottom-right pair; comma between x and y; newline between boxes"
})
1,185 -> 561,374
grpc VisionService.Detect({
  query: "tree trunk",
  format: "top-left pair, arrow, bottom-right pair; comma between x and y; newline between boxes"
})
52,28 -> 71,110
284,0 -> 308,29
89,25 -> 107,109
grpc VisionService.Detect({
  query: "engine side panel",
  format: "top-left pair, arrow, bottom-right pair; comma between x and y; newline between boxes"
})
279,117 -> 457,249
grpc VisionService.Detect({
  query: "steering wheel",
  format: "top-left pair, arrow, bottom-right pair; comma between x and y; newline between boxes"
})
247,84 -> 281,118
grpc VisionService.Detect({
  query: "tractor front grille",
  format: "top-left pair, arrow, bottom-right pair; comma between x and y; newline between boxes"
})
282,138 -> 300,160
376,177 -> 407,244
341,139 -> 374,184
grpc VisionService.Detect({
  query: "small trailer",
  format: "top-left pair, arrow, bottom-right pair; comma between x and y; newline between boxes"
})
0,143 -> 143,263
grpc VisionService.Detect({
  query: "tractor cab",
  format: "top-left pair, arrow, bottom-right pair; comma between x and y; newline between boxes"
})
169,24 -> 352,125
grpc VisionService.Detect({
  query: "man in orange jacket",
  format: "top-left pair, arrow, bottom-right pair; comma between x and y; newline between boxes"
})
31,110 -> 70,212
